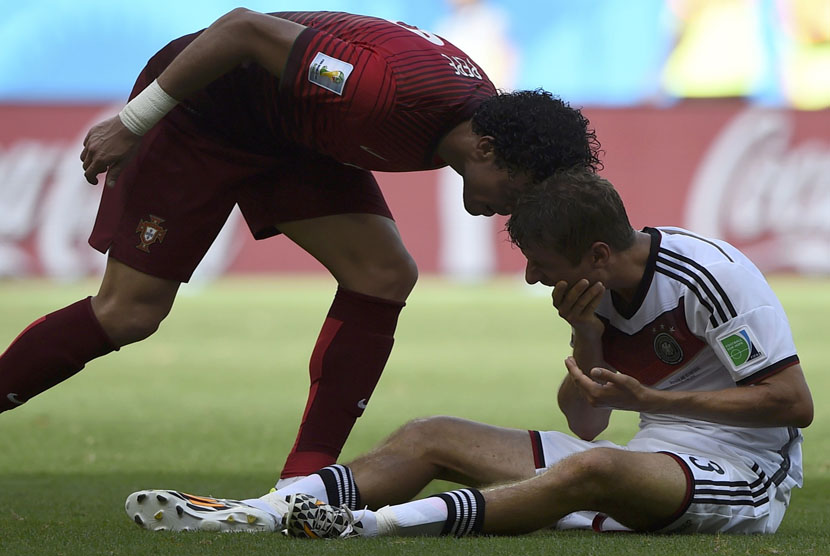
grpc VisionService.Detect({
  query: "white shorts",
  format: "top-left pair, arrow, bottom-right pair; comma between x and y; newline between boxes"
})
530,430 -> 790,534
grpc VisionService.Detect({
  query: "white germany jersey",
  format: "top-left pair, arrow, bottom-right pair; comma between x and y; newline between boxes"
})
594,227 -> 802,489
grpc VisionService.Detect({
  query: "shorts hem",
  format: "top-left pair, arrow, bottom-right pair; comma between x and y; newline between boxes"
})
650,451 -> 695,532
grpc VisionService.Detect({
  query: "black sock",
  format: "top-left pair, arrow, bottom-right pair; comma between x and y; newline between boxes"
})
313,464 -> 361,510
432,488 -> 486,537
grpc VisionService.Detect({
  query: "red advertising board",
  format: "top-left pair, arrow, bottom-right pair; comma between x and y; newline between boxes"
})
586,102 -> 830,274
1,102 -> 828,280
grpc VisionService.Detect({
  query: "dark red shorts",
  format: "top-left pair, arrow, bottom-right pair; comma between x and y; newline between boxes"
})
88,31 -> 393,283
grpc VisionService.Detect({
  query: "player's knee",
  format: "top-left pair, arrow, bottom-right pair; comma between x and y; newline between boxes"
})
387,416 -> 449,454
545,448 -> 620,498
386,252 -> 419,296
123,309 -> 167,343
352,251 -> 418,301
571,448 -> 618,481
93,297 -> 173,346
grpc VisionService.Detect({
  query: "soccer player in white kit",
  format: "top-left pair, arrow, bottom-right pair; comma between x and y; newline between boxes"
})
126,168 -> 813,538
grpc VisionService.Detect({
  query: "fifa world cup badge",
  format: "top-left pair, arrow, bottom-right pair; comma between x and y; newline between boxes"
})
308,52 -> 353,95
136,215 -> 167,253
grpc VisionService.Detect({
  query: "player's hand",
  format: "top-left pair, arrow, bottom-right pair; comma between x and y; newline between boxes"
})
564,356 -> 655,412
80,116 -> 141,187
552,279 -> 605,337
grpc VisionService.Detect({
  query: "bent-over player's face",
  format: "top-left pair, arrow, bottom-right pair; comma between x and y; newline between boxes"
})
462,162 -> 529,217
522,244 -> 597,288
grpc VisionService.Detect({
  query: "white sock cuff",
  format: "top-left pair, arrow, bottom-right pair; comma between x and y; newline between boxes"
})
273,474 -> 327,503
242,497 -> 283,527
377,497 -> 448,537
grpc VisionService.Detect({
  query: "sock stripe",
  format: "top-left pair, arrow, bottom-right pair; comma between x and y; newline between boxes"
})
448,492 -> 464,536
433,488 -> 485,537
334,465 -> 353,509
435,493 -> 457,536
456,491 -> 472,536
334,465 -> 349,507
316,465 -> 340,506
316,464 -> 361,510
450,490 -> 471,537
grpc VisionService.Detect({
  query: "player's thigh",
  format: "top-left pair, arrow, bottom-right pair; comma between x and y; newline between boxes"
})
533,432 -> 687,529
236,152 -> 415,299
532,429 -> 622,472
565,449 -> 688,531
417,417 -> 539,486
586,450 -> 786,534
277,212 -> 409,270
278,213 -> 417,300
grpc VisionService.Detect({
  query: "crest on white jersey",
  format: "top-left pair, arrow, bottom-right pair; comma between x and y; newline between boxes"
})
654,332 -> 684,365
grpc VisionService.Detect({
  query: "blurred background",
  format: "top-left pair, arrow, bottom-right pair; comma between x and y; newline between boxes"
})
1,0 -> 829,283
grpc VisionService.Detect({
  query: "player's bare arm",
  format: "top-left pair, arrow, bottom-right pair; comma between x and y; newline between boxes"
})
81,9 -> 305,186
553,279 -> 612,440
557,371 -> 611,441
566,358 -> 813,428
155,9 -> 305,99
552,278 -> 606,363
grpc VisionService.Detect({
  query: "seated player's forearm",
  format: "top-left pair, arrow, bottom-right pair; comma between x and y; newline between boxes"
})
645,371 -> 813,428
571,330 -> 606,375
558,375 -> 611,440
560,333 -> 613,439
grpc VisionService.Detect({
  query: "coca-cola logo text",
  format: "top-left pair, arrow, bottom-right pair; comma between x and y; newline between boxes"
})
685,109 -> 830,273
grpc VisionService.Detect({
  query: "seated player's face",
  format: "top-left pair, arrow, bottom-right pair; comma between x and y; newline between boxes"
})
462,162 -> 529,216
521,243 -> 597,289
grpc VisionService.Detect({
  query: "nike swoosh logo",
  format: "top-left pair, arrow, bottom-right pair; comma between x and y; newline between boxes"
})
7,393 -> 23,405
357,398 -> 368,410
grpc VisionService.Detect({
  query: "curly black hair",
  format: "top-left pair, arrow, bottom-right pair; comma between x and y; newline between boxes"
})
471,89 -> 602,182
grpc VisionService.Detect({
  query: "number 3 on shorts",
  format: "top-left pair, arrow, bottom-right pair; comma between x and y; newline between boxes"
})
688,456 -> 726,475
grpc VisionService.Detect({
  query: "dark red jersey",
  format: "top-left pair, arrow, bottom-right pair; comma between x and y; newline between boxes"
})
271,11 -> 497,172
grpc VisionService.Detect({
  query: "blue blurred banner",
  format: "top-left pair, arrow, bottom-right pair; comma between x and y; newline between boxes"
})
2,0 -> 828,107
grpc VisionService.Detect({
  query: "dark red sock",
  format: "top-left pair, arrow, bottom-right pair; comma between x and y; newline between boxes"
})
0,297 -> 117,412
281,287 -> 405,478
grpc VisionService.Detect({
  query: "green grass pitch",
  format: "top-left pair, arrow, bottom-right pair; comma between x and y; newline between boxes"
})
0,275 -> 828,555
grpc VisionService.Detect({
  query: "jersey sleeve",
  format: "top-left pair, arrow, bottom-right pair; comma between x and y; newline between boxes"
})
683,262 -> 798,384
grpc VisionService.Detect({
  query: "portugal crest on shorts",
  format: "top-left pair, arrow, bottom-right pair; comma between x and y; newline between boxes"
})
136,215 -> 167,253
653,332 -> 684,365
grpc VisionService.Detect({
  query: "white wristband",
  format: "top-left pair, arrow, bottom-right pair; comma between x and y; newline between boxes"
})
118,79 -> 179,136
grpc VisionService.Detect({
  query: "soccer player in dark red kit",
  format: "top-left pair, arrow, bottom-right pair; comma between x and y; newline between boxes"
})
0,9 -> 600,487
